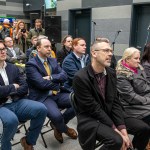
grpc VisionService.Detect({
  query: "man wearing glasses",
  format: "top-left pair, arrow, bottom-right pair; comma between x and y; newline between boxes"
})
73,41 -> 132,150
26,38 -> 77,144
0,41 -> 47,150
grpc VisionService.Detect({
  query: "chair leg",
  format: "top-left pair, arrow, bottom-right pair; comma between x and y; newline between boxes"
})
41,133 -> 48,148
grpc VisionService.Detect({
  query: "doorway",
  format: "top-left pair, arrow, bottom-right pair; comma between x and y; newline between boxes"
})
131,5 -> 150,51
69,8 -> 91,53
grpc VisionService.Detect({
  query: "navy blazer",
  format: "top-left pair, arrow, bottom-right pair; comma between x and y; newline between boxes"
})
26,56 -> 68,102
0,62 -> 28,105
62,52 -> 90,91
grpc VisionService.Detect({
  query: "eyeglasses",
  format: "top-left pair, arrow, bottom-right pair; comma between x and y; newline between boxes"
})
0,48 -> 7,52
95,48 -> 113,54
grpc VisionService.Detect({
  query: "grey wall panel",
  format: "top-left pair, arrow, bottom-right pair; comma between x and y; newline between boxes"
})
6,2 -> 23,7
133,0 -> 150,4
82,0 -> 132,8
6,0 -> 23,3
57,10 -> 69,21
93,18 -> 131,32
94,31 -> 130,44
62,20 -> 68,31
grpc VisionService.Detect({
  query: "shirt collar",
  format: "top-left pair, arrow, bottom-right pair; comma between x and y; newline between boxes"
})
0,61 -> 7,69
73,52 -> 85,60
38,55 -> 47,64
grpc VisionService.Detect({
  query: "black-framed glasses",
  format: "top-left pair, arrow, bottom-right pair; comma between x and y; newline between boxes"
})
95,48 -> 113,54
0,48 -> 7,52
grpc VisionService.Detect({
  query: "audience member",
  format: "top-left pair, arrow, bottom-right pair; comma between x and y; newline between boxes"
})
95,37 -> 117,69
26,35 -> 38,61
0,19 -> 13,40
14,20 -> 28,53
57,35 -> 73,66
0,41 -> 47,150
27,19 -> 45,46
141,42 -> 150,81
62,38 -> 89,92
73,41 -> 132,150
116,47 -> 150,150
26,37 -> 77,143
4,37 -> 26,64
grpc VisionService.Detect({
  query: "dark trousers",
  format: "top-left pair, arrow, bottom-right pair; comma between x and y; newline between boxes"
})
43,92 -> 75,133
125,117 -> 150,150
96,123 -> 123,150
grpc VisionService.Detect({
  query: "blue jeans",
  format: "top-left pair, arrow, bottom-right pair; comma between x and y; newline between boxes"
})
0,99 -> 47,150
43,92 -> 75,133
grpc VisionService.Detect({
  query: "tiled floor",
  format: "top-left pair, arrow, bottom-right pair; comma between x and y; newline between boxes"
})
12,117 -> 82,150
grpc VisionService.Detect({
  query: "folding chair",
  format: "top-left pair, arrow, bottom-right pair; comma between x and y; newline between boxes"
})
11,121 -> 27,146
40,118 -> 53,148
69,92 -> 103,150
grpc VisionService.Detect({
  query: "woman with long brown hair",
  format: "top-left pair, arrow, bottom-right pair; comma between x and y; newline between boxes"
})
14,20 -> 28,53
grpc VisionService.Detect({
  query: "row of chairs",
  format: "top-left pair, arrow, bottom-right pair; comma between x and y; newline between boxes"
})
11,92 -> 102,149
11,118 -> 52,148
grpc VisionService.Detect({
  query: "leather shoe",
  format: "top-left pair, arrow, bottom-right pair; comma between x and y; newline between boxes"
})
50,122 -> 63,143
20,136 -> 34,150
65,126 -> 78,139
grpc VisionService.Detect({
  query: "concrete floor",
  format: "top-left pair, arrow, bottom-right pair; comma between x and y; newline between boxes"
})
12,117 -> 82,150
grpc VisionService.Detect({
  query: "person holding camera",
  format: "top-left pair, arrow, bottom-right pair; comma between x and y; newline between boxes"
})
14,20 -> 28,53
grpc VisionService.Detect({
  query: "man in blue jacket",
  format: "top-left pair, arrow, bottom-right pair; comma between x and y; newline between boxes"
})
62,38 -> 89,92
0,41 -> 47,150
26,37 -> 77,143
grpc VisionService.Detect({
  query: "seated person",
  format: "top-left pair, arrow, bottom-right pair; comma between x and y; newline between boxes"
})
62,38 -> 89,92
26,35 -> 38,61
141,42 -> 150,82
27,35 -> 56,60
116,47 -> 150,150
73,41 -> 132,150
57,35 -> 73,66
26,37 -> 77,143
4,37 -> 26,64
95,37 -> 117,69
0,41 -> 47,150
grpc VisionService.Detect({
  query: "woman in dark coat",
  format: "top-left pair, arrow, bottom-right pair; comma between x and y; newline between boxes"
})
116,47 -> 150,150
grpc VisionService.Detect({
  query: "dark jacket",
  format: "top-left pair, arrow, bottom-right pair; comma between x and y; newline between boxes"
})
6,47 -> 26,63
73,64 -> 125,150
62,52 -> 90,92
26,56 -> 68,102
0,62 -> 28,105
116,62 -> 150,119
142,61 -> 150,82
56,47 -> 72,66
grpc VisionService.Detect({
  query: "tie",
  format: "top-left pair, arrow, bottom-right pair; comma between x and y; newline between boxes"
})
44,61 -> 57,95
44,61 -> 51,76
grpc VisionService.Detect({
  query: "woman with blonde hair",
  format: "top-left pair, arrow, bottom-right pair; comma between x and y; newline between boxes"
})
14,20 -> 28,53
116,47 -> 150,150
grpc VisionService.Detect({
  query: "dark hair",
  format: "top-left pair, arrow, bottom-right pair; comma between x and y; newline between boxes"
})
141,42 -> 150,63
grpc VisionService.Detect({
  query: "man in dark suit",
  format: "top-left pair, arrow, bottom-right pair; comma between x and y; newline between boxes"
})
0,41 -> 47,150
26,37 -> 77,143
73,41 -> 132,150
4,37 -> 26,64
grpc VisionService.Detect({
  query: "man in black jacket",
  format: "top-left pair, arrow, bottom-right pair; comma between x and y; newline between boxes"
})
73,41 -> 132,150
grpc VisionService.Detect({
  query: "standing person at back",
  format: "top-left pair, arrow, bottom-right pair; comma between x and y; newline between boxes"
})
62,38 -> 89,92
0,19 -> 13,40
57,35 -> 73,66
14,20 -> 28,53
73,41 -> 132,150
27,19 -> 45,46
